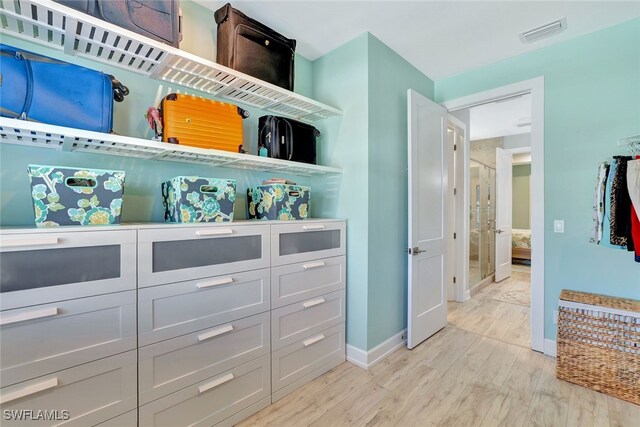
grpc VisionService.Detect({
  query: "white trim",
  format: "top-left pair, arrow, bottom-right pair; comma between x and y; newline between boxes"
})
346,329 -> 407,370
544,339 -> 557,357
442,77 -> 545,353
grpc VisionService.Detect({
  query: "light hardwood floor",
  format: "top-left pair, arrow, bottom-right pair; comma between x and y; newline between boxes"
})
238,266 -> 639,426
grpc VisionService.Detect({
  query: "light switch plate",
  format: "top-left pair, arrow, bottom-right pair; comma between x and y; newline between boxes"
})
554,220 -> 565,233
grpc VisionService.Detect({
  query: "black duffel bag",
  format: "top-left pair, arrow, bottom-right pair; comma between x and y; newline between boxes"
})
214,3 -> 296,91
259,116 -> 319,164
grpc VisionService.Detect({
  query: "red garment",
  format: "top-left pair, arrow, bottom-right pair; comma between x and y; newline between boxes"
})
632,155 -> 640,261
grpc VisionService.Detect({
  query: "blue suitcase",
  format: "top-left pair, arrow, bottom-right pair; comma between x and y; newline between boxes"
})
0,43 -> 128,133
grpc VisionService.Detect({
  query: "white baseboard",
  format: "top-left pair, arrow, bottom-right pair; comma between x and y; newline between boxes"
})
543,338 -> 557,357
346,329 -> 407,369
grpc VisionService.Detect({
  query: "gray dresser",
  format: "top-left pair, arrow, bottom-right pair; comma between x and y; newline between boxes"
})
0,220 -> 346,426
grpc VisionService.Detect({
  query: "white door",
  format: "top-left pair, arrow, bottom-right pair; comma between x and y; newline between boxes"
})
495,147 -> 513,282
407,89 -> 452,349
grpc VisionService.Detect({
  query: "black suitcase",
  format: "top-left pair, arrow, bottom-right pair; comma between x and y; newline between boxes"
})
53,0 -> 182,48
258,116 -> 319,164
214,3 -> 296,91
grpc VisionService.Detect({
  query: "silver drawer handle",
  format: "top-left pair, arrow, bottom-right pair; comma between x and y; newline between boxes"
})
0,236 -> 59,248
197,277 -> 233,289
196,229 -> 234,237
198,324 -> 234,342
302,225 -> 326,231
303,334 -> 326,347
303,298 -> 326,309
0,377 -> 58,404
198,373 -> 235,394
0,307 -> 59,326
303,261 -> 326,270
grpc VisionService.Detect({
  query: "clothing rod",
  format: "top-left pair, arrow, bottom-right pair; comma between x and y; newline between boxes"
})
448,91 -> 531,111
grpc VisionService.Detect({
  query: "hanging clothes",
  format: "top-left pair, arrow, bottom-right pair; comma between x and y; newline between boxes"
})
627,157 -> 640,262
590,161 -> 610,244
610,156 -> 632,247
602,159 -> 626,249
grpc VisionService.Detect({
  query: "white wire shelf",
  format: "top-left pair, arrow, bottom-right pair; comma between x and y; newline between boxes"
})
0,118 -> 343,176
0,0 -> 342,122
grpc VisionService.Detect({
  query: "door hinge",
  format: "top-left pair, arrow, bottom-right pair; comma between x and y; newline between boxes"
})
453,276 -> 456,284
454,188 -> 457,195
454,144 -> 457,151
453,232 -> 457,239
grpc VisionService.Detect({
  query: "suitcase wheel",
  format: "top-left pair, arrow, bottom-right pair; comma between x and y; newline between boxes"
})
237,107 -> 250,119
168,137 -> 179,144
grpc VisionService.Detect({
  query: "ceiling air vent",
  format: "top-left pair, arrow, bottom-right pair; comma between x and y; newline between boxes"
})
519,18 -> 567,43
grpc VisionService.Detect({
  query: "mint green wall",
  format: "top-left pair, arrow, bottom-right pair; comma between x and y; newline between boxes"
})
513,164 -> 531,229
436,18 -> 640,341
311,34 -> 369,351
0,0 -> 313,225
367,34 -> 434,349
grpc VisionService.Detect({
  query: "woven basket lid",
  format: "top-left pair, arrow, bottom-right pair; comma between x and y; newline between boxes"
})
560,289 -> 640,313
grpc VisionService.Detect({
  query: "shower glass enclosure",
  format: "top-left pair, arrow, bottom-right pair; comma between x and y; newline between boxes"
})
469,160 -> 496,286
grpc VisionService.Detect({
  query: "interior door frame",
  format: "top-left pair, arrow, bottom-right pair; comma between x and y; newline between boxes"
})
442,77 -> 545,354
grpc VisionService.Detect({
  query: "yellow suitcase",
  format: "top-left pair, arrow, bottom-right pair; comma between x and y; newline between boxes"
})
160,94 -> 249,152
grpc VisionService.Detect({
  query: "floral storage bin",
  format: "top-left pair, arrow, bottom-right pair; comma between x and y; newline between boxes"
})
247,184 -> 310,220
162,176 -> 236,223
27,165 -> 125,227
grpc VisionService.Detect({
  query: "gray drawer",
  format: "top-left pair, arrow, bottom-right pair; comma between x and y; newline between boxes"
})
95,410 -> 137,426
272,323 -> 345,392
138,269 -> 270,346
272,290 -> 345,350
1,291 -> 136,387
0,230 -> 136,310
271,221 -> 345,266
139,312 -> 270,404
139,354 -> 271,427
0,351 -> 137,427
271,256 -> 346,308
138,225 -> 270,287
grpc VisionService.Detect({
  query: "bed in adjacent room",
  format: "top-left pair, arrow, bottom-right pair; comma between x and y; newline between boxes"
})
512,228 -> 532,261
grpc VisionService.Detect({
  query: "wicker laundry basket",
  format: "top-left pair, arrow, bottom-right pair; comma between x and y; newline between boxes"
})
556,290 -> 640,405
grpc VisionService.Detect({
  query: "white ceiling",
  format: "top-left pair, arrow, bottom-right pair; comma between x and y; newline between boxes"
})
469,93 -> 531,140
195,1 -> 640,79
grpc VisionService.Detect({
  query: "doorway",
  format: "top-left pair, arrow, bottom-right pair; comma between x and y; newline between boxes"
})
443,77 -> 545,354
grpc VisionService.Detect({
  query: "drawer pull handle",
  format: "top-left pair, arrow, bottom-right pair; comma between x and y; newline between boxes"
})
303,261 -> 326,270
0,377 -> 58,404
303,298 -> 326,309
0,307 -> 59,326
303,334 -> 326,347
197,277 -> 234,289
302,225 -> 326,231
198,324 -> 234,342
196,229 -> 234,237
198,373 -> 235,394
0,236 -> 59,248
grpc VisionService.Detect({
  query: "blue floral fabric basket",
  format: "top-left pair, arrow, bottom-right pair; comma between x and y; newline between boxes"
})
27,165 -> 125,227
162,176 -> 236,223
247,184 -> 310,220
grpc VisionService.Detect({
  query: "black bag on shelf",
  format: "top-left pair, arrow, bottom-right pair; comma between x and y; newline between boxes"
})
53,0 -> 182,48
214,3 -> 296,91
259,116 -> 318,164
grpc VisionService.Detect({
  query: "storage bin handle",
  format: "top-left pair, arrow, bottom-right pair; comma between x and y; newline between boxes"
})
64,177 -> 97,189
198,324 -> 234,342
199,185 -> 218,194
196,277 -> 234,289
0,377 -> 58,404
303,334 -> 326,347
0,236 -> 58,248
303,298 -> 326,309
303,261 -> 326,270
288,191 -> 300,197
196,229 -> 234,237
302,225 -> 326,231
0,307 -> 59,326
198,373 -> 235,394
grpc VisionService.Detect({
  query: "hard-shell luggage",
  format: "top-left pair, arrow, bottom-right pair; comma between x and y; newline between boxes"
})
214,3 -> 296,91
0,43 -> 127,133
158,94 -> 249,152
53,0 -> 182,47
258,115 -> 319,164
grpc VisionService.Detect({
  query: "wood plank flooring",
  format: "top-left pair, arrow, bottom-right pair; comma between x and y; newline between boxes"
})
238,267 -> 639,426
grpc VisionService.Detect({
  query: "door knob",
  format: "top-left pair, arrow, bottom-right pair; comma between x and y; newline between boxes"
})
412,246 -> 426,255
